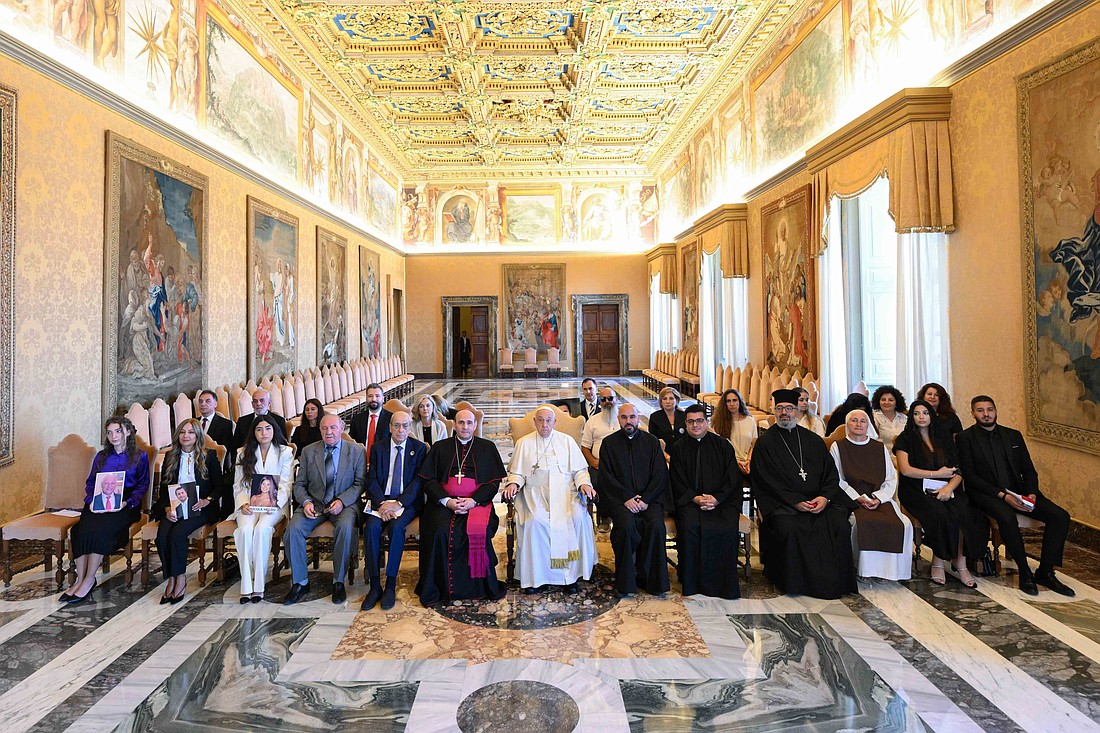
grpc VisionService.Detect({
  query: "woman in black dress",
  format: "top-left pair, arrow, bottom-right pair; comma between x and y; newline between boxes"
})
894,400 -> 979,588
154,418 -> 224,604
917,383 -> 964,438
62,416 -> 151,605
290,398 -> 325,457
648,386 -> 686,451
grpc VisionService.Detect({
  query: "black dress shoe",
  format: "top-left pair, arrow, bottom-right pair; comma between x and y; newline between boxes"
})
282,582 -> 310,605
1019,575 -> 1039,596
522,587 -> 539,595
240,596 -> 251,604
360,584 -> 383,611
251,594 -> 263,603
332,582 -> 347,604
563,582 -> 579,595
380,583 -> 397,611
160,595 -> 173,605
169,593 -> 186,605
1035,570 -> 1076,597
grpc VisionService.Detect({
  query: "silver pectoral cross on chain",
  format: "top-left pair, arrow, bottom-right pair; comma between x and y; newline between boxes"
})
798,468 -> 808,481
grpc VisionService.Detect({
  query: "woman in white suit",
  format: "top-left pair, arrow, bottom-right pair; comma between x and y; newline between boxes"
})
233,414 -> 294,603
410,394 -> 450,447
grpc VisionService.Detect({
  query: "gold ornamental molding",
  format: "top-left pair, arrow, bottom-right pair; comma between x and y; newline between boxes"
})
805,87 -> 953,175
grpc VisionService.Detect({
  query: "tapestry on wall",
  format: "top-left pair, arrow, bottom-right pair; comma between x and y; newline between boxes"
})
502,264 -> 566,359
761,185 -> 817,374
1020,38 -> 1100,456
103,132 -> 208,424
247,197 -> 298,381
316,227 -> 347,366
359,247 -> 382,359
0,84 -> 14,467
680,243 -> 698,353
502,189 -> 559,244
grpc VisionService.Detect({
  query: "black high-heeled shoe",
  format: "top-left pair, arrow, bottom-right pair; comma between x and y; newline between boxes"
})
169,593 -> 186,604
66,579 -> 97,606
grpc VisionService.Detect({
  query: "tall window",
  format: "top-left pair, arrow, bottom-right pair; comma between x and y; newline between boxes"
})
649,273 -> 679,361
700,251 -> 749,393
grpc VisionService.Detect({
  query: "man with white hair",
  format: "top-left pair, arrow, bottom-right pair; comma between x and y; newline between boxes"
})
504,405 -> 598,594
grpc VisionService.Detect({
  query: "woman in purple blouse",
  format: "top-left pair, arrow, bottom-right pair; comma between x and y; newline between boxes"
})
60,416 -> 151,605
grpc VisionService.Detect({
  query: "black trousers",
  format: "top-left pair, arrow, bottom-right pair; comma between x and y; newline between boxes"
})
968,491 -> 1070,573
606,500 -> 669,594
157,511 -> 209,578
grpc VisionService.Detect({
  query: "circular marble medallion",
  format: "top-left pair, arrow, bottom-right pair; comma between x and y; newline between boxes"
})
432,564 -> 619,629
457,680 -> 580,733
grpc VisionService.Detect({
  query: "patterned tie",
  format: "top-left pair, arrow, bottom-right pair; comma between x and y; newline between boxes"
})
390,444 -> 403,497
202,417 -> 208,432
325,445 -> 336,497
367,414 -> 378,456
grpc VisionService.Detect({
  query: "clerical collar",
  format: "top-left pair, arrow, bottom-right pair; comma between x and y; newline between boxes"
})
457,436 -> 472,445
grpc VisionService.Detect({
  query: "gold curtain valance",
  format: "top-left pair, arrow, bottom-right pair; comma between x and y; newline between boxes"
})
645,243 -> 678,294
806,88 -> 954,255
693,203 -> 749,278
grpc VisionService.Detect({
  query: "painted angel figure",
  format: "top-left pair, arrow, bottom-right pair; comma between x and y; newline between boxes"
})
1051,167 -> 1100,357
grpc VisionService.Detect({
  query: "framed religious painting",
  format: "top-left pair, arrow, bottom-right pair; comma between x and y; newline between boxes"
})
760,185 -> 817,374
103,132 -> 209,425
502,263 -> 566,359
1019,38 -> 1100,456
359,246 -> 382,359
0,84 -> 14,467
316,227 -> 347,366
680,241 -> 698,352
246,197 -> 299,381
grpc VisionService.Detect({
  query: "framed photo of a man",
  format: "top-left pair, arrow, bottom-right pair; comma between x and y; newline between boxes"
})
91,471 -> 128,513
249,474 -> 280,513
168,482 -> 199,520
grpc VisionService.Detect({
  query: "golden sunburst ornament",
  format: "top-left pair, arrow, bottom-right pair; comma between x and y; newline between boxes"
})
880,0 -> 917,55
130,6 -> 168,85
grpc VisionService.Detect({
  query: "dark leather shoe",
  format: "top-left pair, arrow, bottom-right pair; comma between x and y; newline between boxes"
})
1018,575 -> 1039,596
332,582 -> 346,604
1035,570 -> 1075,597
282,582 -> 310,605
381,583 -> 397,611
169,593 -> 185,605
361,584 -> 382,611
58,592 -> 73,603
563,582 -> 579,595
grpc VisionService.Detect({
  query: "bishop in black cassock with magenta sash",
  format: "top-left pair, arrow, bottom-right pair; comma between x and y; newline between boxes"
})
415,411 -> 508,607
751,389 -> 857,600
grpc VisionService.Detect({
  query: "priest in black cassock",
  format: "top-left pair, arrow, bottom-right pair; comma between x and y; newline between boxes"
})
415,409 -> 508,607
751,389 -> 858,599
598,403 -> 671,597
667,404 -> 742,600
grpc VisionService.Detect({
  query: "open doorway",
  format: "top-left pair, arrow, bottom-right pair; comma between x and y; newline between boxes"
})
441,296 -> 498,378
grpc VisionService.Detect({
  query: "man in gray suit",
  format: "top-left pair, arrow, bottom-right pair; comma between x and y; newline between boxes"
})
283,413 -> 365,605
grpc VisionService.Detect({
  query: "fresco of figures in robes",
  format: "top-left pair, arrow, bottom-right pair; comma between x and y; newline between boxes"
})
359,247 -> 382,359
502,264 -> 566,358
316,227 -> 347,365
761,185 -> 817,374
247,197 -> 298,380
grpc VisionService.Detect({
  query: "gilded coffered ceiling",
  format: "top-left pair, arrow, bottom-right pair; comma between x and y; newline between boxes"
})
237,0 -> 802,179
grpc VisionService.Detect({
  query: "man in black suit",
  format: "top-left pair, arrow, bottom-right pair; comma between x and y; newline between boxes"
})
958,395 -> 1073,596
196,390 -> 234,452
361,410 -> 426,611
231,389 -> 288,454
579,378 -> 601,421
350,383 -> 391,464
459,331 -> 472,375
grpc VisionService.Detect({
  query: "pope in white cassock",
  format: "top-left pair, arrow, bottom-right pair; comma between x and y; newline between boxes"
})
503,405 -> 598,594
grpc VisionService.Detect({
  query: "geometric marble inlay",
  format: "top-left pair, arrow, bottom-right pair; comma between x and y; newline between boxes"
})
457,680 -> 580,733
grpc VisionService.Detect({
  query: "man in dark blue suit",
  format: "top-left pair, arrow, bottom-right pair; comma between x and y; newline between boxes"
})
361,410 -> 426,611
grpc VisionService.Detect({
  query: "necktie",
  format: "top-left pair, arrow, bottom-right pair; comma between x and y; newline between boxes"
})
202,417 -> 208,432
106,495 -> 113,512
325,445 -> 336,497
390,444 -> 403,497
367,414 -> 378,455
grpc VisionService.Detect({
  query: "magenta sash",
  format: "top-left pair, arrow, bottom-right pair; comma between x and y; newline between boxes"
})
443,476 -> 492,578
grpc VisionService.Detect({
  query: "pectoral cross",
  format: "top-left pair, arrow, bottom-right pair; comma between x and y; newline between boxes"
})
532,463 -> 540,470
456,470 -> 465,481
798,468 -> 808,481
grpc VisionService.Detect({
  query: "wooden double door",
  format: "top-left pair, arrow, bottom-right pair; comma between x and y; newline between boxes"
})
451,305 -> 490,377
581,303 -> 620,376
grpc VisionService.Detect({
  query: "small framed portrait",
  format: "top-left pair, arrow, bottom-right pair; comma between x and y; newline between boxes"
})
91,471 -> 127,513
249,474 -> 280,513
168,482 -> 199,516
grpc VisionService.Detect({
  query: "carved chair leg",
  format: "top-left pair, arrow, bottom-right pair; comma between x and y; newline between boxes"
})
141,539 -> 151,586
44,548 -> 53,573
124,544 -> 134,586
197,537 -> 207,586
311,540 -> 319,570
2,538 -> 10,588
271,535 -> 282,582
215,536 -> 227,583
55,539 -> 66,589
68,544 -> 76,585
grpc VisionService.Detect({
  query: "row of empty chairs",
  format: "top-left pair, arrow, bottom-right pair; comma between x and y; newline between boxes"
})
498,347 -> 561,378
643,351 -> 684,389
697,362 -> 816,417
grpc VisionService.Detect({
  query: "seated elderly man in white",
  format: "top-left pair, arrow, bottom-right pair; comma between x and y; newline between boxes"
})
504,405 -> 598,594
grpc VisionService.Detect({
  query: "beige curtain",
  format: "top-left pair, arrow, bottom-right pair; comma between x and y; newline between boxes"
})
697,207 -> 750,277
647,250 -> 678,293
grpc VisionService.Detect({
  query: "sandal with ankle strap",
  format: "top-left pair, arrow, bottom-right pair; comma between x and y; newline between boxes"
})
930,564 -> 946,586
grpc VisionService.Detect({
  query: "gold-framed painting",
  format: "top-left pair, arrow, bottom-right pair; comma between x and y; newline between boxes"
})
1020,38 -> 1100,456
761,185 -> 817,374
360,247 -> 382,359
103,132 -> 209,425
0,83 -> 14,468
680,241 -> 698,352
316,227 -> 347,366
502,263 -> 566,359
247,196 -> 299,380
502,187 -> 561,244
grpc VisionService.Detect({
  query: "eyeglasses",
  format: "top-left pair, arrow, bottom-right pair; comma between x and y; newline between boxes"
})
685,418 -> 708,425
774,405 -> 798,413
599,396 -> 616,402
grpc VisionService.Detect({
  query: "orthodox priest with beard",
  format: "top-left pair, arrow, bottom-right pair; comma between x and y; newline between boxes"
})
415,409 -> 508,607
751,389 -> 857,599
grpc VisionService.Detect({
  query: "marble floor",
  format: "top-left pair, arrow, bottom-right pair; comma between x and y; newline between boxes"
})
3,377 -> 1100,732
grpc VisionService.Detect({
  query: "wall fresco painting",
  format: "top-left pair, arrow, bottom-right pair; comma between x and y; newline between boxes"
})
247,196 -> 298,380
359,246 -> 382,358
316,227 -> 347,366
761,185 -> 817,374
502,263 -> 566,358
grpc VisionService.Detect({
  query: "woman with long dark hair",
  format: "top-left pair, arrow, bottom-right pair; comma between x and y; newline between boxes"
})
290,398 -> 325,457
61,416 -> 151,605
894,399 -> 980,587
154,418 -> 223,604
711,389 -> 757,475
232,414 -> 294,603
917,383 -> 963,437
